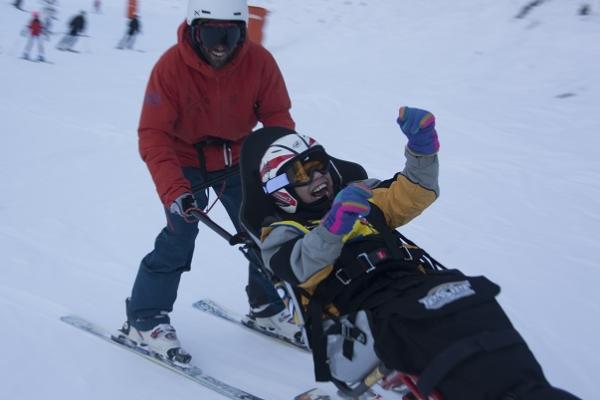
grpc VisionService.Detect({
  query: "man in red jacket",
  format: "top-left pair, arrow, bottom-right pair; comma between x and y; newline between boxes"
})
117,0 -> 298,363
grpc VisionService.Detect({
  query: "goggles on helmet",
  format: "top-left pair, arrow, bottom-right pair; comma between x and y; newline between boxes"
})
263,148 -> 331,194
194,21 -> 242,51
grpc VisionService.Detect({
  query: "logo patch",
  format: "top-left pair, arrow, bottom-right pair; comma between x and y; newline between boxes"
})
272,190 -> 297,207
418,280 -> 475,310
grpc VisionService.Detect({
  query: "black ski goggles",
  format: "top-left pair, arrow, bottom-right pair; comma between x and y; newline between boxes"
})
263,148 -> 331,194
195,21 -> 242,51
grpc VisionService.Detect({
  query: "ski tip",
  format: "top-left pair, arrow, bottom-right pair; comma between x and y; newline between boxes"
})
192,298 -> 221,310
60,315 -> 78,323
294,388 -> 332,400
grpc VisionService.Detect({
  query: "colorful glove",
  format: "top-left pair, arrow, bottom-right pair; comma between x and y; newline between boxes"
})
169,193 -> 202,223
397,106 -> 440,155
321,184 -> 372,235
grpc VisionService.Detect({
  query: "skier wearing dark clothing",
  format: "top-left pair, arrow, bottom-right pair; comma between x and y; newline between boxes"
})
250,107 -> 581,400
56,11 -> 86,51
116,14 -> 141,50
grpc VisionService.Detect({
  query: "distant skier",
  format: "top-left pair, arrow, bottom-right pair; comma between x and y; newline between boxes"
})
116,14 -> 141,50
22,12 -> 47,62
579,3 -> 591,15
93,0 -> 102,13
40,0 -> 59,35
56,10 -> 86,51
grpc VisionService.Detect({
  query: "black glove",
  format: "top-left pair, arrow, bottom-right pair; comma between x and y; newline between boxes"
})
169,193 -> 201,223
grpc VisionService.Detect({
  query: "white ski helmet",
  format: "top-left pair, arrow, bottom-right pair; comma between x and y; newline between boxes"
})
186,0 -> 249,25
260,133 -> 330,214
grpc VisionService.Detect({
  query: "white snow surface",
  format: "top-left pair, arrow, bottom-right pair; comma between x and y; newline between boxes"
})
1,0 -> 599,399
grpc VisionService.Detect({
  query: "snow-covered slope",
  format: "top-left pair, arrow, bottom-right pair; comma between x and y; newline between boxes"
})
1,0 -> 598,398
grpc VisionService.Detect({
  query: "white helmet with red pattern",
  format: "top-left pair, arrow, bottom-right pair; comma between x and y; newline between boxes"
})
259,133 -> 325,214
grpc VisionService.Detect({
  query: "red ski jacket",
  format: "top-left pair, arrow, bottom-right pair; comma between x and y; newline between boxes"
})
138,22 -> 295,206
29,18 -> 43,36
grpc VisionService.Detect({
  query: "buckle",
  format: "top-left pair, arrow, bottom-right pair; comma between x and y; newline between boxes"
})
335,269 -> 352,285
223,143 -> 232,167
340,322 -> 367,344
340,323 -> 351,339
357,252 -> 377,273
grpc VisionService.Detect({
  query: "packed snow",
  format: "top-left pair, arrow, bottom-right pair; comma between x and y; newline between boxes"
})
1,0 -> 598,399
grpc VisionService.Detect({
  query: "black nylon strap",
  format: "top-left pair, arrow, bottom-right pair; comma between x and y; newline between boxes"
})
417,329 -> 524,397
193,141 -> 208,182
343,313 -> 357,360
366,205 -> 405,260
307,297 -> 331,381
334,247 -> 392,285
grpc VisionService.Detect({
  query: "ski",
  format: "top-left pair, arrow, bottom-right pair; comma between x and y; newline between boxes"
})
294,387 -> 386,400
192,298 -> 309,352
60,315 -> 266,400
295,388 -> 333,400
21,56 -> 53,64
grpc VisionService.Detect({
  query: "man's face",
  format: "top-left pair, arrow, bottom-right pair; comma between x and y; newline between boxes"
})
204,42 -> 236,68
196,21 -> 242,69
294,170 -> 334,204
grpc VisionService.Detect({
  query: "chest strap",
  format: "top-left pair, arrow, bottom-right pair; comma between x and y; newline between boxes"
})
334,245 -> 416,286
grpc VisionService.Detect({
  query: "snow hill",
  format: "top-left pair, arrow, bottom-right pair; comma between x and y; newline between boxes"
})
1,0 -> 599,399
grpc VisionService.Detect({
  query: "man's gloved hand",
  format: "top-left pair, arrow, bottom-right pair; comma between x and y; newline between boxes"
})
321,184 -> 372,236
169,193 -> 201,223
397,106 -> 440,155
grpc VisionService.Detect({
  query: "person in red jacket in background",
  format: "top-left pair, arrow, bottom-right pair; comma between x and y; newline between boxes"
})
116,0 -> 298,363
22,12 -> 47,62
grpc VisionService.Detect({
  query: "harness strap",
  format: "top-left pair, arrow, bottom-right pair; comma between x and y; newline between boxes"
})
334,247 -> 391,285
366,205 -> 405,260
322,312 -> 368,361
367,204 -> 447,272
343,313 -> 358,360
194,138 -> 234,180
417,329 -> 524,397
306,295 -> 331,381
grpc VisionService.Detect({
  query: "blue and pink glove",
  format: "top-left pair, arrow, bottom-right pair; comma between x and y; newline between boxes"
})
397,106 -> 440,155
321,184 -> 372,236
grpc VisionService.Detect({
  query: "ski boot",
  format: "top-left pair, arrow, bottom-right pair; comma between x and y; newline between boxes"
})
246,302 -> 304,345
116,320 -> 192,364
